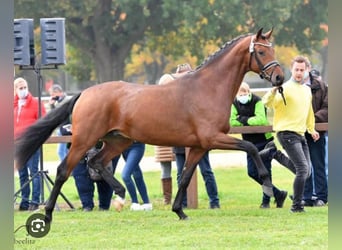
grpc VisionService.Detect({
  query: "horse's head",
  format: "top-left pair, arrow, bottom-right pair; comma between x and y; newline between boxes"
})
249,28 -> 284,87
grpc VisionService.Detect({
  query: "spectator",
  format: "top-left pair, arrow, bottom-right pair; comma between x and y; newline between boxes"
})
154,144 -> 174,205
14,77 -> 46,211
302,67 -> 328,206
171,63 -> 220,209
48,84 -> 71,161
153,70 -> 180,205
262,55 -> 320,213
230,82 -> 287,208
112,142 -> 153,211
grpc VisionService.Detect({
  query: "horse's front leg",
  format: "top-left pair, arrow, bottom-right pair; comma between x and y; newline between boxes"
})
172,148 -> 206,220
212,134 -> 273,197
238,139 -> 273,197
45,159 -> 69,223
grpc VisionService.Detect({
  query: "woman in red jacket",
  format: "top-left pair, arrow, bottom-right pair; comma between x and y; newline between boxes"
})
14,77 -> 46,211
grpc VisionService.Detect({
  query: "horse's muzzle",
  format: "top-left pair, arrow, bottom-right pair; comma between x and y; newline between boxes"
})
272,73 -> 284,87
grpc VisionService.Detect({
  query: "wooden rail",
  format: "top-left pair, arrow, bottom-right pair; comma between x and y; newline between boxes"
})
45,123 -> 328,143
44,123 -> 328,209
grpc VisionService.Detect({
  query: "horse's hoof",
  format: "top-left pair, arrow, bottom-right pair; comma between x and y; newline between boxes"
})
113,196 -> 125,212
44,214 -> 52,224
262,184 -> 274,197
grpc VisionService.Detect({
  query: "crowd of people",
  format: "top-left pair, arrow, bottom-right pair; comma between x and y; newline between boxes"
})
14,55 -> 328,214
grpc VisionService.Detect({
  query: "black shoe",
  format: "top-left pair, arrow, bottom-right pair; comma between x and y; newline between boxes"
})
313,199 -> 326,207
289,194 -> 306,206
260,203 -> 270,209
290,205 -> 305,213
19,206 -> 29,211
275,191 -> 288,208
28,204 -> 39,211
99,207 -> 109,211
210,204 -> 220,209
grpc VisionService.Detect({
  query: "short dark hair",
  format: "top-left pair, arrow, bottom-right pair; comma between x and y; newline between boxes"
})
50,84 -> 64,93
291,55 -> 310,68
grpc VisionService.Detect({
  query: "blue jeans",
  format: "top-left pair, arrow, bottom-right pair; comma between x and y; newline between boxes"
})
57,129 -> 68,161
247,140 -> 281,205
175,151 -> 219,207
112,142 -> 150,204
72,160 -> 113,210
277,131 -> 311,207
325,133 -> 328,181
18,150 -> 40,208
303,132 -> 328,203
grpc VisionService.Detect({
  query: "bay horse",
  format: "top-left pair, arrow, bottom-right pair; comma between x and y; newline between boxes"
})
15,28 -> 284,223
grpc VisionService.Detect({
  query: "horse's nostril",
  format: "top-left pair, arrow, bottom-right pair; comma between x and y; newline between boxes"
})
276,75 -> 284,85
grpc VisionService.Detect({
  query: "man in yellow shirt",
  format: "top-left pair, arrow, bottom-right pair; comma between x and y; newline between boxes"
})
262,55 -> 319,213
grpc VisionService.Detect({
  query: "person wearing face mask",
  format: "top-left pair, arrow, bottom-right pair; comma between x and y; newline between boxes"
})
48,84 -> 71,161
262,55 -> 320,213
230,82 -> 288,209
14,77 -> 46,211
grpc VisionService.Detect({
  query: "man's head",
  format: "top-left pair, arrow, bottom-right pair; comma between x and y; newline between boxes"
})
49,84 -> 65,100
14,77 -> 29,99
290,55 -> 310,83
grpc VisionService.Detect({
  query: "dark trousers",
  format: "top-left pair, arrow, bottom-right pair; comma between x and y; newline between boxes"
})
277,131 -> 311,208
175,151 -> 219,207
72,160 -> 113,210
303,132 -> 328,203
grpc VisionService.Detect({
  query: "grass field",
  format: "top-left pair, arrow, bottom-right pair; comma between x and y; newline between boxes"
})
14,165 -> 328,250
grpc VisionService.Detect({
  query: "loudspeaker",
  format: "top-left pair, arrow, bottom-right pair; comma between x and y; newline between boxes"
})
40,18 -> 66,65
14,19 -> 35,66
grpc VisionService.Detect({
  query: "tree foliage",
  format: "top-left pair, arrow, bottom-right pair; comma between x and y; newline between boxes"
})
15,0 -> 327,84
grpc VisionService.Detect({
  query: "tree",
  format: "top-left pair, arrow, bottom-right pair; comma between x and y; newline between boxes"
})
15,0 -> 327,84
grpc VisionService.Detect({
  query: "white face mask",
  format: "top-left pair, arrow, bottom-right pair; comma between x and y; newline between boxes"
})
237,94 -> 249,104
18,89 -> 28,99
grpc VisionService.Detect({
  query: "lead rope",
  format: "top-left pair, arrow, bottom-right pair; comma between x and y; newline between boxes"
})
278,86 -> 286,105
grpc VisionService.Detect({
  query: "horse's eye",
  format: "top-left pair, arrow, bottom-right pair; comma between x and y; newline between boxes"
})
258,50 -> 265,56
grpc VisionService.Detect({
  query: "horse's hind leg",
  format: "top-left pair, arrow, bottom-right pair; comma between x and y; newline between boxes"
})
87,136 -> 133,211
45,158 -> 69,223
88,157 -> 126,211
172,148 -> 206,220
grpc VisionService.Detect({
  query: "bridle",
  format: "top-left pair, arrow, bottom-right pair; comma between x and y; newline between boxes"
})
248,36 -> 286,105
248,36 -> 280,83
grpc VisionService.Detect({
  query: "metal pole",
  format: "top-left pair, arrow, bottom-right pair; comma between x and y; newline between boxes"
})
35,64 -> 45,204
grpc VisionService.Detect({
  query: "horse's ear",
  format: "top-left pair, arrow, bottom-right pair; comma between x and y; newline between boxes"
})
256,28 -> 263,40
264,27 -> 274,39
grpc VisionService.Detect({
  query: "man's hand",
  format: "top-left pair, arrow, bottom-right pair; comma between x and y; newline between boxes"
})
311,130 -> 320,142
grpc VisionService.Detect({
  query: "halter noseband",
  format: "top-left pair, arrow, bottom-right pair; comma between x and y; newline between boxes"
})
248,36 -> 280,82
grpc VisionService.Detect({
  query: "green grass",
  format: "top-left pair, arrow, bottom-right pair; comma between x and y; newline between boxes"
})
14,166 -> 328,249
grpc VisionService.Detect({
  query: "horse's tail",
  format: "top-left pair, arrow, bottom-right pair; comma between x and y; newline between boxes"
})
14,93 -> 81,170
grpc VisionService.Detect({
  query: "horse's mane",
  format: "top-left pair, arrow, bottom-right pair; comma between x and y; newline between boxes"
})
195,33 -> 252,71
